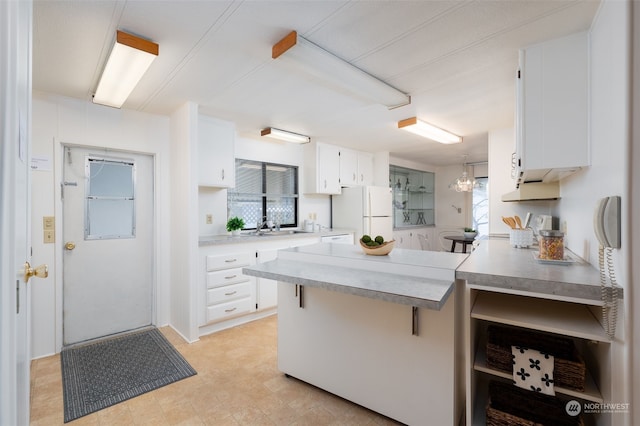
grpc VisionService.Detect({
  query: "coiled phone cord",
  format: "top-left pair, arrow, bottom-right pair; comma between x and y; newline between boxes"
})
599,245 -> 618,339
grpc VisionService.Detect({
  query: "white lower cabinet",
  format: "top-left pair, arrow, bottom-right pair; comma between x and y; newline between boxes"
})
393,227 -> 434,250
199,236 -> 323,336
206,297 -> 253,323
256,249 -> 278,311
201,252 -> 256,326
206,281 -> 252,305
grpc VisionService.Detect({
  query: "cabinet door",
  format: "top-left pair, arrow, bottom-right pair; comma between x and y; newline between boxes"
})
409,232 -> 422,250
339,148 -> 359,186
256,249 -> 279,310
357,152 -> 374,186
198,116 -> 235,187
519,32 -> 588,172
393,230 -> 408,249
317,143 -> 341,194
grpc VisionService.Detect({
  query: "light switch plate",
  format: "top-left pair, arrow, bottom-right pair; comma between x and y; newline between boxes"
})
43,216 -> 55,230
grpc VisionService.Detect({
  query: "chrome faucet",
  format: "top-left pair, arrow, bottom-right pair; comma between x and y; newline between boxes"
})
255,216 -> 269,234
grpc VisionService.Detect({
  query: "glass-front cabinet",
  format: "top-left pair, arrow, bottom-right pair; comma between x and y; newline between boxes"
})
390,165 -> 435,229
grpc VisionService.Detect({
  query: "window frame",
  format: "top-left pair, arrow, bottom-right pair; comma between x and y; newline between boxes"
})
228,159 -> 299,230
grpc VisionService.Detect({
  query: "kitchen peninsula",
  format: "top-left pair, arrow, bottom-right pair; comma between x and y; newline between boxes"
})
244,239 -> 622,425
243,243 -> 468,425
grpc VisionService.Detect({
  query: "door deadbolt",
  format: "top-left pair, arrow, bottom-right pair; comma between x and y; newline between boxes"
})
24,262 -> 48,283
64,242 -> 76,251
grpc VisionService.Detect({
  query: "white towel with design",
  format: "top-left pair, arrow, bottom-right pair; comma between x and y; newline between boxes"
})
511,346 -> 555,396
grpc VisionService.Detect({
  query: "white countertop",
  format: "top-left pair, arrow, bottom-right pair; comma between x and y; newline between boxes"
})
456,238 -> 622,305
198,228 -> 353,246
243,243 -> 468,310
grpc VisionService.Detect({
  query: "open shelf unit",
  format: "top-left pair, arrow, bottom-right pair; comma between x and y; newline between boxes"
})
467,290 -> 610,425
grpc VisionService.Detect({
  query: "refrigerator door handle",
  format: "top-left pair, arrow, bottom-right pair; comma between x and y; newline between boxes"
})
368,192 -> 372,236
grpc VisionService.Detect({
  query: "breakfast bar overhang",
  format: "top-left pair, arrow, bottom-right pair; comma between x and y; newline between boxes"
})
244,243 -> 468,425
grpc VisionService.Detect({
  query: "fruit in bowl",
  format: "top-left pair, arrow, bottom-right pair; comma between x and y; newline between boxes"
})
359,235 -> 394,256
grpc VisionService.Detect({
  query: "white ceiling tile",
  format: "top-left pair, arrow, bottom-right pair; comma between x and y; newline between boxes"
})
32,0 -> 600,166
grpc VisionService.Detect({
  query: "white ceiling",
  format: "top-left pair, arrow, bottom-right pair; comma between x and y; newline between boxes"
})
32,0 -> 600,166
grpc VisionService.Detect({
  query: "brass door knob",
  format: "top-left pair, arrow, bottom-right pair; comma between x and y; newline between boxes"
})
24,262 -> 48,283
64,242 -> 76,250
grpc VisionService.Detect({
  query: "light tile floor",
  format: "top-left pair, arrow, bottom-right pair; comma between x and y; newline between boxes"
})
30,315 -> 402,425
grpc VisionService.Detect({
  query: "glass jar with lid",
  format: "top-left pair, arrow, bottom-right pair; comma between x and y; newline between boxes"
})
539,230 -> 564,260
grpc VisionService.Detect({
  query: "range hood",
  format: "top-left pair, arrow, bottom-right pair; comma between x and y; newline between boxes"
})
501,182 -> 559,202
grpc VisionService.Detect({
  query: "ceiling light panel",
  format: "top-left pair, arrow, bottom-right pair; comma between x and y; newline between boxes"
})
261,127 -> 310,144
93,31 -> 159,108
398,117 -> 462,144
272,31 -> 410,109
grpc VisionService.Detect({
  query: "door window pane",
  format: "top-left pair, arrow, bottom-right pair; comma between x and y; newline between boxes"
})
88,161 -> 134,197
85,157 -> 136,239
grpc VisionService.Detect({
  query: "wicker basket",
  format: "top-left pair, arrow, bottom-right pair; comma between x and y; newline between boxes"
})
486,325 -> 586,392
487,406 -> 543,426
487,380 -> 584,426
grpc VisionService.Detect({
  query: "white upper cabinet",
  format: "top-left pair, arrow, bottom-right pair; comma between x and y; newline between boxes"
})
198,115 -> 235,188
357,152 -> 374,186
304,143 -> 374,194
304,142 -> 341,194
339,148 -> 358,186
339,148 -> 374,187
516,31 -> 589,183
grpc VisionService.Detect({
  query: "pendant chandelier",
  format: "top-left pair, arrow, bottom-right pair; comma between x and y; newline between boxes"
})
449,156 -> 479,192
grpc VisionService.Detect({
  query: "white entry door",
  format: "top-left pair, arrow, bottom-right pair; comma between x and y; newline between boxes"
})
1,1 -> 34,424
62,146 -> 154,345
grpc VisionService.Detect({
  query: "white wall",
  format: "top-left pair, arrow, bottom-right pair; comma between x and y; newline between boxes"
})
560,0 -> 629,264
435,164 -> 471,229
30,92 -> 172,357
557,0 -> 631,414
487,128 -> 558,236
169,102 -> 199,343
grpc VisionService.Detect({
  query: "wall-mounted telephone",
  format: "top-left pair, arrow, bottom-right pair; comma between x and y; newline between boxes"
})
594,196 -> 621,249
593,196 -> 621,339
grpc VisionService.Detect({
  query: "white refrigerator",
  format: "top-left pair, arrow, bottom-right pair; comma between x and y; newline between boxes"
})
332,186 -> 393,242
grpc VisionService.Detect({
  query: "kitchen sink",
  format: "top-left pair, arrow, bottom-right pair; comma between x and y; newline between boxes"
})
259,230 -> 311,236
235,230 -> 313,237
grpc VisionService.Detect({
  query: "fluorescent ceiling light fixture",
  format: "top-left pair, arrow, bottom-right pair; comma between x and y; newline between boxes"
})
93,30 -> 159,108
261,127 -> 311,144
272,31 -> 410,109
397,117 -> 462,144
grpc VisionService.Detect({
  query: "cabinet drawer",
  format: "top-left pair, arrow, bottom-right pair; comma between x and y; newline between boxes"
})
207,281 -> 252,305
206,268 -> 250,288
206,252 -> 253,271
206,297 -> 252,323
